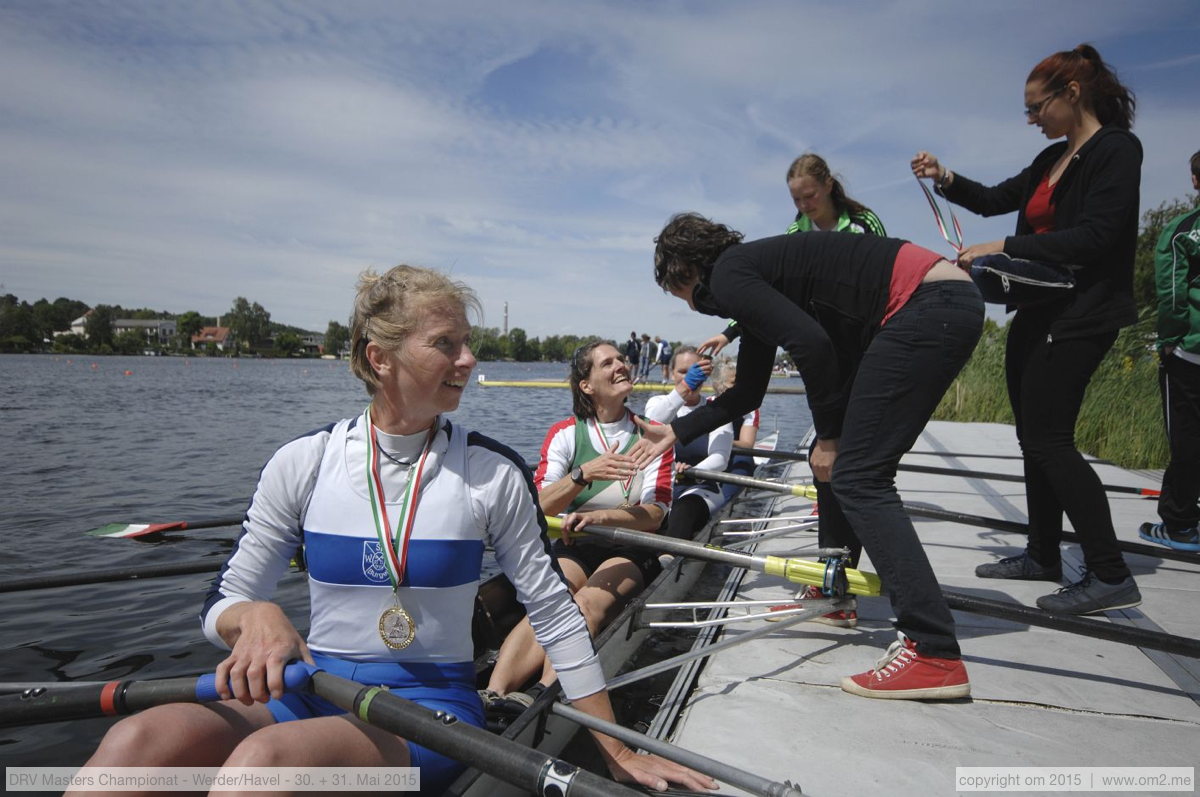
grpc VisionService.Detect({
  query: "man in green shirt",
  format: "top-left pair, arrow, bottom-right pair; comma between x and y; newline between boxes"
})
1140,151 -> 1200,552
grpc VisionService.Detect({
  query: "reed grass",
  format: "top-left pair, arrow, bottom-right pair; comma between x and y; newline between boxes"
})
933,317 -> 1168,470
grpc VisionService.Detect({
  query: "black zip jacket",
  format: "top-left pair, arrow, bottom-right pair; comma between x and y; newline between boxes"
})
672,232 -> 904,444
941,126 -> 1141,338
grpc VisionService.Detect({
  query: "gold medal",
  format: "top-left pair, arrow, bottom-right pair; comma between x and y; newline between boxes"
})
379,604 -> 417,650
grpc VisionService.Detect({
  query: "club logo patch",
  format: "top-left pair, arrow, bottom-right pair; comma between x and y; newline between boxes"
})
362,541 -> 390,583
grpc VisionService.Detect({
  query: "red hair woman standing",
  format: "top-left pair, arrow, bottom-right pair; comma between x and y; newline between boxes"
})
912,44 -> 1142,614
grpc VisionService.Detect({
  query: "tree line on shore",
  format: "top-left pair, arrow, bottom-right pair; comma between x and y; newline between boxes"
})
0,291 -> 625,363
0,294 -> 323,357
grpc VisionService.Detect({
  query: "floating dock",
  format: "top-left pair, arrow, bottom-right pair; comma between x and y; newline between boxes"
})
652,420 -> 1198,795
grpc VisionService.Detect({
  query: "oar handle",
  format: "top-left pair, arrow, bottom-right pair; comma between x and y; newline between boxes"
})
193,662 -> 315,702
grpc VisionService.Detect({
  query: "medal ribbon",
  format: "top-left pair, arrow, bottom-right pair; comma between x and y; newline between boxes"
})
916,175 -> 964,258
364,406 -> 438,590
591,413 -> 637,504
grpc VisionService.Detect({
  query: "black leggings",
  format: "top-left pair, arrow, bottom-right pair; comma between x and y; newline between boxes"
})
1006,312 -> 1130,581
666,493 -> 712,540
1159,355 -> 1200,531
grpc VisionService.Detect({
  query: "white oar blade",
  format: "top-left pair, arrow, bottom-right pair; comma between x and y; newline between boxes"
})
87,523 -> 157,538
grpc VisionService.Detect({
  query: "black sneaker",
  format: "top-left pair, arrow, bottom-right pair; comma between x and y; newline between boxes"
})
1036,571 -> 1141,615
975,552 -> 1062,581
1138,521 -> 1200,552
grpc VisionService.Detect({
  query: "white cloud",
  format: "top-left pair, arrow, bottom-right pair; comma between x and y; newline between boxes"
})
1,0 -> 1197,347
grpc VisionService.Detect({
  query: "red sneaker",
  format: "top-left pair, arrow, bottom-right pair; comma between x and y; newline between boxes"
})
840,634 -> 970,700
766,585 -> 857,627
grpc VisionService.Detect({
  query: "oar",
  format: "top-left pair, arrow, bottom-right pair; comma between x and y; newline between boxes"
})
686,468 -> 1199,565
550,702 -> 803,797
87,515 -> 244,539
544,516 -> 882,596
0,669 -> 639,797
730,448 -> 1157,497
0,665 -> 312,729
941,589 -> 1200,659
684,469 -> 819,500
306,669 -> 640,797
734,446 -> 1113,465
543,517 -> 1200,659
0,559 -> 229,594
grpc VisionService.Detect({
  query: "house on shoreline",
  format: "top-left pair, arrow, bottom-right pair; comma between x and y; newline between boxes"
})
63,312 -> 176,345
191,326 -> 233,351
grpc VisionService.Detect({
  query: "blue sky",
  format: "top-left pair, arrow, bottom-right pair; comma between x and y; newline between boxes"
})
2,0 -> 1197,345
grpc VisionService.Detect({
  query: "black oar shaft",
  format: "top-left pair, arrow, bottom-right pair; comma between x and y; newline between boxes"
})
687,468 -> 1197,565
733,446 -> 1111,465
730,448 -> 1143,494
308,671 -> 637,797
943,590 -> 1200,659
551,703 -> 803,797
905,504 -> 1198,565
0,560 -> 225,594
0,675 -> 205,729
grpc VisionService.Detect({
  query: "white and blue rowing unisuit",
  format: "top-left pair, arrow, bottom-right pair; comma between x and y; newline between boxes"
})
202,411 -> 606,700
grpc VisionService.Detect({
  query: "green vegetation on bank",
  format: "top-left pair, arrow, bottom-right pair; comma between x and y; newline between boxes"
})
933,194 -> 1200,470
933,319 -> 1167,469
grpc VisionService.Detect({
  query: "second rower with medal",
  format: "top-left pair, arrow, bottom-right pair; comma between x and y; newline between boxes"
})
482,340 -> 675,709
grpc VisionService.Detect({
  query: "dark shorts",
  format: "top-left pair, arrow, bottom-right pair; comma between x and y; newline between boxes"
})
265,653 -> 485,795
551,538 -> 663,585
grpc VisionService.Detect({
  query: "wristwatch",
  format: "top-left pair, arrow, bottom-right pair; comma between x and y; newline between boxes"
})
570,466 -> 591,488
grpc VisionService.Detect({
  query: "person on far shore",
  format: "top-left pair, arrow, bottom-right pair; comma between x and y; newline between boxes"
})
638,333 -> 654,383
656,336 -> 673,383
913,43 -> 1143,614
1139,150 -> 1200,553
625,330 -> 642,383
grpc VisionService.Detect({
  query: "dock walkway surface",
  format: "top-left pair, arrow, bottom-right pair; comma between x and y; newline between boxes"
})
666,421 -> 1199,796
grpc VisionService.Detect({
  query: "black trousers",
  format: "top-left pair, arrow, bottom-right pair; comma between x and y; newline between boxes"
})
1158,354 -> 1200,532
823,281 -> 983,658
1006,312 -> 1130,581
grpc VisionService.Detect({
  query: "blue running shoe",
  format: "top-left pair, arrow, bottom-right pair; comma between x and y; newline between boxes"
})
1138,522 -> 1200,552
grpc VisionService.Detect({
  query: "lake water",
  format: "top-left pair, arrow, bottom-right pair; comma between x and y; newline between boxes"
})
0,353 -> 811,769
